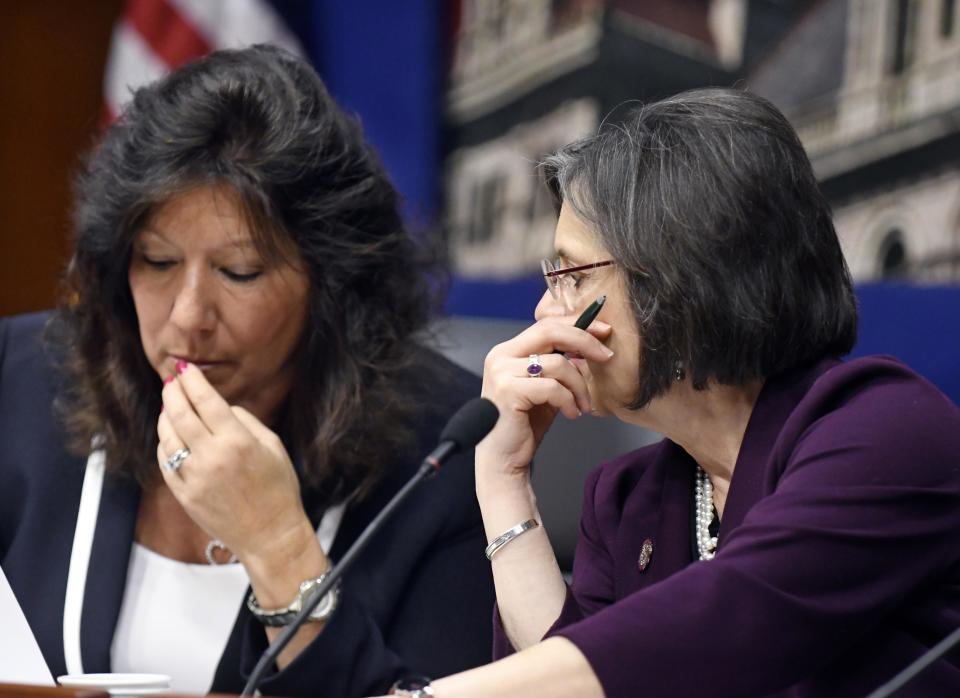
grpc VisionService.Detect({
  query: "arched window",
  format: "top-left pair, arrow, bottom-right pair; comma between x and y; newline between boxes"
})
942,0 -> 956,38
890,0 -> 917,74
878,229 -> 909,278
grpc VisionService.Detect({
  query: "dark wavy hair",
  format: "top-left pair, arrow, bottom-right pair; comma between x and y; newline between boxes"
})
541,88 -> 858,408
50,44 -> 441,499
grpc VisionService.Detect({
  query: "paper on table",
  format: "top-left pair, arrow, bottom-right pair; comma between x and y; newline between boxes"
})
0,563 -> 54,685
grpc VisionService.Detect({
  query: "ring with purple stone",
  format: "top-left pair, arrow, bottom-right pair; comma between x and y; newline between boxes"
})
526,354 -> 543,378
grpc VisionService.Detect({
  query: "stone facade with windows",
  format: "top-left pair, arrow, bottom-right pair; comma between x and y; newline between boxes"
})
750,0 -> 960,282
443,0 -> 742,281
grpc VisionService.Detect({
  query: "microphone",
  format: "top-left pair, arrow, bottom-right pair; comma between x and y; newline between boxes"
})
241,397 -> 499,697
423,395 -> 500,470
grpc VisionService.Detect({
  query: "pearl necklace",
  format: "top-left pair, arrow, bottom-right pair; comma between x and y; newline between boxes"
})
694,466 -> 718,560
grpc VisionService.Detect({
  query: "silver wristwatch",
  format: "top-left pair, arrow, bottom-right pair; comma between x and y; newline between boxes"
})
246,573 -> 341,627
390,676 -> 434,696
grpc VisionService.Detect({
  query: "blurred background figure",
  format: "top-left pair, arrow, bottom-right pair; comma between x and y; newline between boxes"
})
1,0 -> 958,576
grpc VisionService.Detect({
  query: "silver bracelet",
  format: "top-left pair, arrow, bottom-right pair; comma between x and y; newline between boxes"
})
485,519 -> 540,560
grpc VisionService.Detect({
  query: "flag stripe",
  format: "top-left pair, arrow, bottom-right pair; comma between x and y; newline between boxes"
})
126,0 -> 211,70
103,0 -> 304,120
103,20 -> 170,116
168,0 -> 302,56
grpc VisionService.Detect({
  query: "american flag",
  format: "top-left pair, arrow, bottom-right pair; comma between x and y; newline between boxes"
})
102,0 -> 303,121
100,0 -> 444,306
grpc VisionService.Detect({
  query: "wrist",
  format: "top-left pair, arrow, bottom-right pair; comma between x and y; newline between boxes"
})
242,519 -> 328,607
475,438 -> 535,484
247,572 -> 341,627
476,472 -> 536,511
476,486 -> 542,549
477,498 -> 540,537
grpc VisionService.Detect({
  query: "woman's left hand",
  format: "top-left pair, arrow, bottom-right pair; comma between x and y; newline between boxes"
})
156,362 -> 313,565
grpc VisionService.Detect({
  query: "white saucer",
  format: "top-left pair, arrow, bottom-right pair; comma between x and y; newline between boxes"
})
57,673 -> 171,689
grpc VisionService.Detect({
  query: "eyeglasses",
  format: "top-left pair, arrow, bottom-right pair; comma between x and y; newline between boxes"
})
541,257 -> 615,311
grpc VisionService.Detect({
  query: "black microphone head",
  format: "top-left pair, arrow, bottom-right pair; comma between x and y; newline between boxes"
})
439,397 -> 499,452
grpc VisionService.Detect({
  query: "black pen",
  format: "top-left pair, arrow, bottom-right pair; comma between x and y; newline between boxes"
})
554,295 -> 606,354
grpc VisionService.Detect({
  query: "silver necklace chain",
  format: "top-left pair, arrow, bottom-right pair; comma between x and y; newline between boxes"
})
205,538 -> 238,565
695,466 -> 718,561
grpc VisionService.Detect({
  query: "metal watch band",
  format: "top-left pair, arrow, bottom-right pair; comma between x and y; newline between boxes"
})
390,676 -> 435,696
246,572 -> 341,627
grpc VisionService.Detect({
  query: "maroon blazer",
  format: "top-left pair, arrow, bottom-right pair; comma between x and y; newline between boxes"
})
495,356 -> 960,697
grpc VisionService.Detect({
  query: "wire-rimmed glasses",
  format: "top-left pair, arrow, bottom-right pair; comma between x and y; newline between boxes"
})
541,257 -> 615,311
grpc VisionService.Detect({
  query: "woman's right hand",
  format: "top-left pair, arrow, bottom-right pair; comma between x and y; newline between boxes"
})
478,314 -> 614,490
475,312 -> 615,650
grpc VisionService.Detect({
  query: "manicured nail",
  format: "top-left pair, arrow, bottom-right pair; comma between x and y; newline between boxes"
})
605,348 -> 615,357
163,375 -> 175,385
175,360 -> 188,375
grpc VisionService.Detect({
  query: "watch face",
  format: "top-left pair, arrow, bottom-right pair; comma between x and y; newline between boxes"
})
303,577 -> 339,620
313,589 -> 334,615
391,675 -> 433,695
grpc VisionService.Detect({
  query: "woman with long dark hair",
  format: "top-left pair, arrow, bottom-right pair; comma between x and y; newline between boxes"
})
0,45 -> 494,697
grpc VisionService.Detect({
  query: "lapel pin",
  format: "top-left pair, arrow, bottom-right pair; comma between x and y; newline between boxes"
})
637,538 -> 654,572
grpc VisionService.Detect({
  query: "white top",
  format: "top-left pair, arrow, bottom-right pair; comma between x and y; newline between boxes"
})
110,544 -> 248,694
105,506 -> 346,694
67,451 -> 347,692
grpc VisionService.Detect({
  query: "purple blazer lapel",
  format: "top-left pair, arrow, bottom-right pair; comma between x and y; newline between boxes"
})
720,358 -> 840,541
603,359 -> 843,600
615,441 -> 695,596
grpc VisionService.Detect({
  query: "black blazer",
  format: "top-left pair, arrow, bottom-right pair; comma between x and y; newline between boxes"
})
0,311 -> 495,697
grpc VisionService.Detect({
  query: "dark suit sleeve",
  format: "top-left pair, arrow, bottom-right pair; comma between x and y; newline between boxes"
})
554,374 -> 960,697
0,315 -> 9,382
237,439 -> 496,697
0,311 -> 90,678
0,313 -> 11,557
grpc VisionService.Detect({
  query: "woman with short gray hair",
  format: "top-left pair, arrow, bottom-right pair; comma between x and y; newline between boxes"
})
391,88 -> 960,697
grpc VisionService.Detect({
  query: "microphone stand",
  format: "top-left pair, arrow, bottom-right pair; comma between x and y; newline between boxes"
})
241,458 -> 438,697
865,625 -> 960,697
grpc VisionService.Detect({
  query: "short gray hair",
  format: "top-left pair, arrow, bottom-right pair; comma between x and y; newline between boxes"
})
541,87 -> 857,408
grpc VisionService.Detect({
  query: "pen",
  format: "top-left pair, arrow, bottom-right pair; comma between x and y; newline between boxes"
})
554,295 -> 606,354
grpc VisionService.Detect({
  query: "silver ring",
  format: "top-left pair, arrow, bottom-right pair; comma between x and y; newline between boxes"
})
163,447 -> 190,472
526,354 -> 543,378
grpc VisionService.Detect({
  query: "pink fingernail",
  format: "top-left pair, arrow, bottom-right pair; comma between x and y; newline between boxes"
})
175,360 -> 188,375
163,375 -> 175,385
